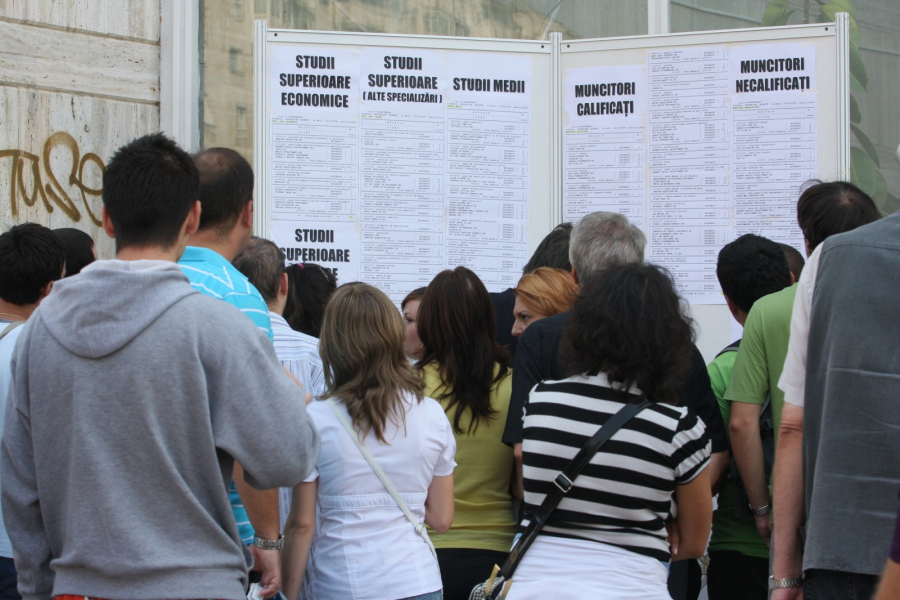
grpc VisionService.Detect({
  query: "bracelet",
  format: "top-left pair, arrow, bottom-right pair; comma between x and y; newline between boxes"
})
769,576 -> 803,590
252,534 -> 284,551
750,503 -> 771,516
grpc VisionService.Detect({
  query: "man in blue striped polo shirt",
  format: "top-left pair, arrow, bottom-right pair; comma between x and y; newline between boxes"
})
178,147 -> 281,597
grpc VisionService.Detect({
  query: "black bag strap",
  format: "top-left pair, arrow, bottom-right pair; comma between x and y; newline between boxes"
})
716,338 -> 741,358
495,393 -> 652,588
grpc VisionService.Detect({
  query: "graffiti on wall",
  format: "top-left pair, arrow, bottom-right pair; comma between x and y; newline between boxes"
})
0,132 -> 105,226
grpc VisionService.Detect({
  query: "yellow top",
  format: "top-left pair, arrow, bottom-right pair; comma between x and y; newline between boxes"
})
422,362 -> 517,552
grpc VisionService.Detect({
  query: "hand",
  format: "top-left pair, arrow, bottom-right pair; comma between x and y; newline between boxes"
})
771,587 -> 803,600
754,514 -> 773,546
249,544 -> 282,598
305,390 -> 312,405
666,521 -> 680,557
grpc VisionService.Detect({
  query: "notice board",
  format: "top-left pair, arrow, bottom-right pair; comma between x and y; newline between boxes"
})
255,18 -> 850,359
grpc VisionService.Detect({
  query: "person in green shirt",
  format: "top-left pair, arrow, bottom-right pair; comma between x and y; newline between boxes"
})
707,234 -> 793,600
416,266 -> 516,600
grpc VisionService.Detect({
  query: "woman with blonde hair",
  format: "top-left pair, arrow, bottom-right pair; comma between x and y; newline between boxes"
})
511,267 -> 578,338
282,283 -> 456,600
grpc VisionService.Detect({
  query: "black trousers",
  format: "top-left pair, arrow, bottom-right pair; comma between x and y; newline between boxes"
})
436,548 -> 508,600
707,550 -> 768,600
803,569 -> 878,600
668,558 -> 703,600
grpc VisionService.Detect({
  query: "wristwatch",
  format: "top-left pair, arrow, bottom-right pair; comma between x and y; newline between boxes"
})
769,576 -> 803,590
750,503 -> 772,516
252,534 -> 284,551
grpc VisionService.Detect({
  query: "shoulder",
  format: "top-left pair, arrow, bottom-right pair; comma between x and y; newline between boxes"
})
519,311 -> 567,351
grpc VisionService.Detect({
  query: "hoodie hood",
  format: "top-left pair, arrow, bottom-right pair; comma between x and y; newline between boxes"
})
39,259 -> 198,358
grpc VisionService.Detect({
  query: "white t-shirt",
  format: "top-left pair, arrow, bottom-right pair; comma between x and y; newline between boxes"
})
778,245 -> 823,407
302,393 -> 456,600
0,319 -> 25,559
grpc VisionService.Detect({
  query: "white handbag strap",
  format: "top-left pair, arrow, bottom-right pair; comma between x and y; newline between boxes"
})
326,399 -> 438,561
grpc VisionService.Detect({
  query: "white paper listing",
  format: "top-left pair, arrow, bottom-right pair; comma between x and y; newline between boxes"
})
564,65 -> 647,228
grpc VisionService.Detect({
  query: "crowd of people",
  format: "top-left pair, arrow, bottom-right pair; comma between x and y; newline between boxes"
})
0,132 -> 898,600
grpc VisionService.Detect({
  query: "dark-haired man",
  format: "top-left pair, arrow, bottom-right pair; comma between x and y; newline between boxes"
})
177,147 -> 286,594
1,133 -> 319,600
0,223 -> 66,599
725,183 -> 881,596
491,222 -> 573,358
778,243 -> 805,281
772,183 -> 889,600
706,234 -> 792,600
54,227 -> 96,276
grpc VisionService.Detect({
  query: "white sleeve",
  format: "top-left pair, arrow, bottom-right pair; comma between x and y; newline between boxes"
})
778,245 -> 822,407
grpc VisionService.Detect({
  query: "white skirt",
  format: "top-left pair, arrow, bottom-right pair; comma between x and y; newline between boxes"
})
503,536 -> 671,600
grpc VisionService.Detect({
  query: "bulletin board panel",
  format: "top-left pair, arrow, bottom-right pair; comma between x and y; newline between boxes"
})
253,23 -> 557,305
559,18 -> 849,361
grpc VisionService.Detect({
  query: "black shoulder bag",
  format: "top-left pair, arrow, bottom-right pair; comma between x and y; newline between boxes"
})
469,392 -> 652,600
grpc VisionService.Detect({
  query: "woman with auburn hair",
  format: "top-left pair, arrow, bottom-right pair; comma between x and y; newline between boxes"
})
401,286 -> 427,361
507,264 -> 712,599
511,267 -> 578,338
416,267 -> 516,600
281,283 -> 456,600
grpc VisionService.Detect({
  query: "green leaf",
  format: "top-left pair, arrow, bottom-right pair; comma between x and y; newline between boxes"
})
819,5 -> 860,46
776,9 -> 798,25
826,0 -> 857,18
850,46 -> 868,90
851,72 -> 865,92
850,94 -> 862,124
761,0 -> 791,26
851,123 -> 881,167
850,146 -> 887,206
882,192 -> 900,215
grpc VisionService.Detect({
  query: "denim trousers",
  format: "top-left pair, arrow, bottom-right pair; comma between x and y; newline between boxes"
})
803,569 -> 878,600
0,557 -> 20,600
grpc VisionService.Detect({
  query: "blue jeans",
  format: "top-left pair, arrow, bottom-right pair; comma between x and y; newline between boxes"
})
0,557 -> 20,600
803,569 -> 877,600
402,592 -> 442,600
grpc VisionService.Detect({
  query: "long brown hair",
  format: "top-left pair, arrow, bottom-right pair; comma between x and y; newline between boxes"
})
319,282 -> 424,443
417,267 -> 510,434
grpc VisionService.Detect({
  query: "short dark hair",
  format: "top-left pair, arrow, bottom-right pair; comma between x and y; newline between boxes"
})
523,223 -> 573,274
193,148 -> 254,236
561,264 -> 694,405
716,234 -> 792,314
54,228 -> 96,277
103,133 -> 199,251
233,237 -> 285,305
283,263 -> 337,337
417,267 -> 511,434
797,181 -> 880,251
0,224 -> 66,305
779,243 -> 805,280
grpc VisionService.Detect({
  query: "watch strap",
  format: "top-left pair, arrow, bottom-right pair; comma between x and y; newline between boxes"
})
769,576 -> 803,590
252,534 -> 284,551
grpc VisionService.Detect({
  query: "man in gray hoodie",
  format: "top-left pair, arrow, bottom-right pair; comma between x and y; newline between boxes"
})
0,133 -> 320,600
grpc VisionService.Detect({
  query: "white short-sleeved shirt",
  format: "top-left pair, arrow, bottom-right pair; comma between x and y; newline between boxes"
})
0,319 -> 25,559
303,393 -> 456,600
778,245 -> 823,407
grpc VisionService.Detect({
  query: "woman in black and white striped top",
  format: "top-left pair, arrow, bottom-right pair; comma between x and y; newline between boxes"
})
509,264 -> 712,600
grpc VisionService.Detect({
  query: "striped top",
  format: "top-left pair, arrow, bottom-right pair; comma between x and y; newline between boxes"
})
269,312 -> 325,397
178,245 -> 273,545
521,373 -> 710,562
178,246 -> 273,341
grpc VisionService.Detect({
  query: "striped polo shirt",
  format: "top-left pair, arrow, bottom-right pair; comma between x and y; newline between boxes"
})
521,373 -> 710,562
179,245 -> 274,545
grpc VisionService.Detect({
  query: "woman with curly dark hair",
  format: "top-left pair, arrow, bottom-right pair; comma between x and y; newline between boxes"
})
507,263 -> 713,600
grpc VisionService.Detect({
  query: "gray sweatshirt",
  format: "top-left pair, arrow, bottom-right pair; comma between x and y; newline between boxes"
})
0,260 -> 320,600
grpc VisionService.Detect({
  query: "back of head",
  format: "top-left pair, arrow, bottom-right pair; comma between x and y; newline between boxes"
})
103,133 -> 199,251
0,224 -> 67,306
561,263 -> 694,404
417,266 -> 510,433
514,267 -> 578,316
779,243 -> 805,280
569,212 -> 646,285
716,234 -> 792,314
523,223 -> 573,274
319,282 -> 423,443
192,148 -> 254,237
797,181 -> 881,251
54,228 -> 96,277
233,237 -> 285,305
283,263 -> 337,337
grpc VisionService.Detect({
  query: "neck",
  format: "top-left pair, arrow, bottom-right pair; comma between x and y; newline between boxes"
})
116,245 -> 183,262
187,230 -> 241,262
0,299 -> 37,321
268,297 -> 287,316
